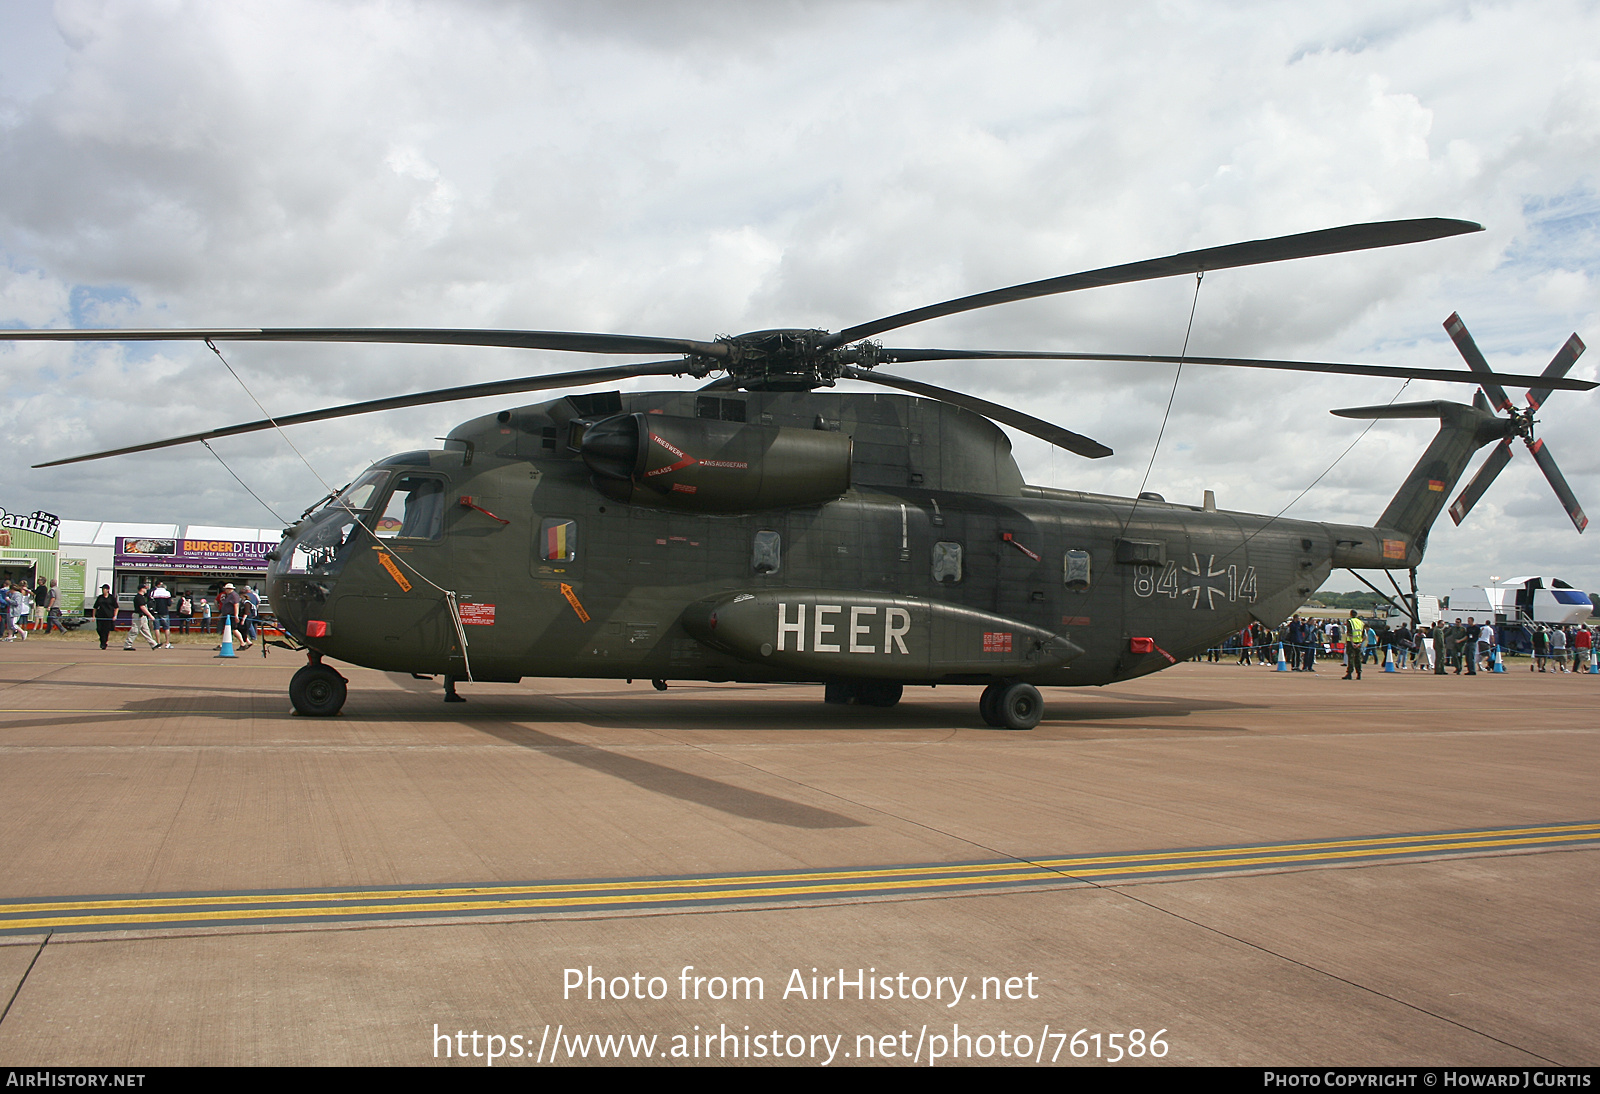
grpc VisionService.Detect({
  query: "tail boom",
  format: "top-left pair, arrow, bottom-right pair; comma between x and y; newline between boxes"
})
1329,399 -> 1515,568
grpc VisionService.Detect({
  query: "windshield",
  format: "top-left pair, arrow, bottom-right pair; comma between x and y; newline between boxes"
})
323,469 -> 390,515
284,470 -> 392,576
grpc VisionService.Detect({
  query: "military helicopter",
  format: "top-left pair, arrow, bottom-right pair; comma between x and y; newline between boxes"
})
5,218 -> 1592,727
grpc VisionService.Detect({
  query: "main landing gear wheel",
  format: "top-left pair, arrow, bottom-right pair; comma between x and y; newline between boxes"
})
290,664 -> 348,716
823,681 -> 904,707
855,682 -> 903,708
980,681 -> 1043,730
979,683 -> 1006,726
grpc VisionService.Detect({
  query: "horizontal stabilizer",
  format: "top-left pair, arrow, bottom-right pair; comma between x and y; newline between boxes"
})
1332,400 -> 1463,420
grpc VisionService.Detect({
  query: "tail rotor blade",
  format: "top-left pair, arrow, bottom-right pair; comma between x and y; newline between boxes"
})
1527,334 -> 1586,410
1444,313 -> 1513,411
1526,438 -> 1590,533
1448,439 -> 1514,525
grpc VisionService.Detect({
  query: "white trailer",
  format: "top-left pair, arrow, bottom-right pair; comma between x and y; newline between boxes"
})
1388,595 -> 1441,626
1446,578 -> 1593,626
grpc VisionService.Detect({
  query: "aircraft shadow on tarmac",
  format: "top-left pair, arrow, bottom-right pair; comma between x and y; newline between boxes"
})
469,720 -> 866,829
2,681 -> 1253,827
370,676 -> 870,827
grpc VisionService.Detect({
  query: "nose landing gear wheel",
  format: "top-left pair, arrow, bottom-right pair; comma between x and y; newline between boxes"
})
290,663 -> 348,716
979,681 -> 1043,730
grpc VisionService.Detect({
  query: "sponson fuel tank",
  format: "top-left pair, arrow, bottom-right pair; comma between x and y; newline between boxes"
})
682,590 -> 1084,680
580,412 -> 852,512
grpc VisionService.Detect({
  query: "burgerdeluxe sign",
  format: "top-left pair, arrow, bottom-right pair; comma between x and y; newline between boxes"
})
115,537 -> 274,571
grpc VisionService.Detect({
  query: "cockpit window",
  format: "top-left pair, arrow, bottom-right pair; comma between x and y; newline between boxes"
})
324,470 -> 390,514
284,468 -> 440,577
375,475 -> 447,540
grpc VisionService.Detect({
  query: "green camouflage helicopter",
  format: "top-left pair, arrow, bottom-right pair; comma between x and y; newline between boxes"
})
7,218 -> 1592,726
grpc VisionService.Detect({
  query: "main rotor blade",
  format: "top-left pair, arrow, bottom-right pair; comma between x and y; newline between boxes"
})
1447,440 -> 1514,525
1443,313 -> 1513,411
1527,334 -> 1586,409
874,347 -> 1596,391
837,365 -> 1111,458
0,326 -> 727,358
1526,438 -> 1589,533
826,218 -> 1484,348
33,360 -> 689,469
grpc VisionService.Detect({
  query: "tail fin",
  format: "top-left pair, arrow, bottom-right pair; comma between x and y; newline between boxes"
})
1330,398 -> 1513,565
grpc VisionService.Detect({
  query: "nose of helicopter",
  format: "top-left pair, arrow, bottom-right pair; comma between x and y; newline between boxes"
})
264,527 -> 334,646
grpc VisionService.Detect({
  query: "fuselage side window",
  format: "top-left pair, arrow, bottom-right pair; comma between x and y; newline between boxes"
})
752,529 -> 781,574
1063,549 -> 1091,589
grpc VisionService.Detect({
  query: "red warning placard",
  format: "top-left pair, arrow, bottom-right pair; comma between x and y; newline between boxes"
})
459,603 -> 496,626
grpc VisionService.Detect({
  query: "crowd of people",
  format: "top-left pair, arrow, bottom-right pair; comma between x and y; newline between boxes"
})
0,579 -> 63,640
2,578 -> 79,640
1209,614 -> 1596,676
2,579 -> 264,649
97,580 -> 262,650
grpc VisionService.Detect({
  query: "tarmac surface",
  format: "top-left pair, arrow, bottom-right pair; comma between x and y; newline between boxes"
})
0,636 -> 1595,1067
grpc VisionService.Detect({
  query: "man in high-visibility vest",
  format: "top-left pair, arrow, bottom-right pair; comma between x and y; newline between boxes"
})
1342,611 -> 1366,680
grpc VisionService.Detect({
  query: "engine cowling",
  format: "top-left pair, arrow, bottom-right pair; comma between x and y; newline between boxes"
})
580,413 -> 852,512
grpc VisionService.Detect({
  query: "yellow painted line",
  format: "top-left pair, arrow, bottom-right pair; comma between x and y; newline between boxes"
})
8,822 -> 1596,917
4,822 -> 1595,935
12,831 -> 1599,932
0,868 -> 1052,916
1030,822 -> 1600,870
0,874 -> 1055,932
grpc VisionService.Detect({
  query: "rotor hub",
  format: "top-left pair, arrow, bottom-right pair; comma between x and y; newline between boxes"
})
693,329 -> 879,390
1509,407 -> 1536,442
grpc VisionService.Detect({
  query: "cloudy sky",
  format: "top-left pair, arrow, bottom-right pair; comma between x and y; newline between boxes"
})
1,0 -> 1595,597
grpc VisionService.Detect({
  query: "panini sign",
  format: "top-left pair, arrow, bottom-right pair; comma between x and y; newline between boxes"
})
0,508 -> 60,540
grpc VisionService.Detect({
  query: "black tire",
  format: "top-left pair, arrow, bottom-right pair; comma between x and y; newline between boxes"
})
999,682 -> 1042,730
856,682 -> 903,708
979,682 -> 1007,727
824,681 -> 854,704
290,664 -> 348,716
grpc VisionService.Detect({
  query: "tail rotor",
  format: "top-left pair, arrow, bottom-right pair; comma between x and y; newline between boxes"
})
1442,314 -> 1588,533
